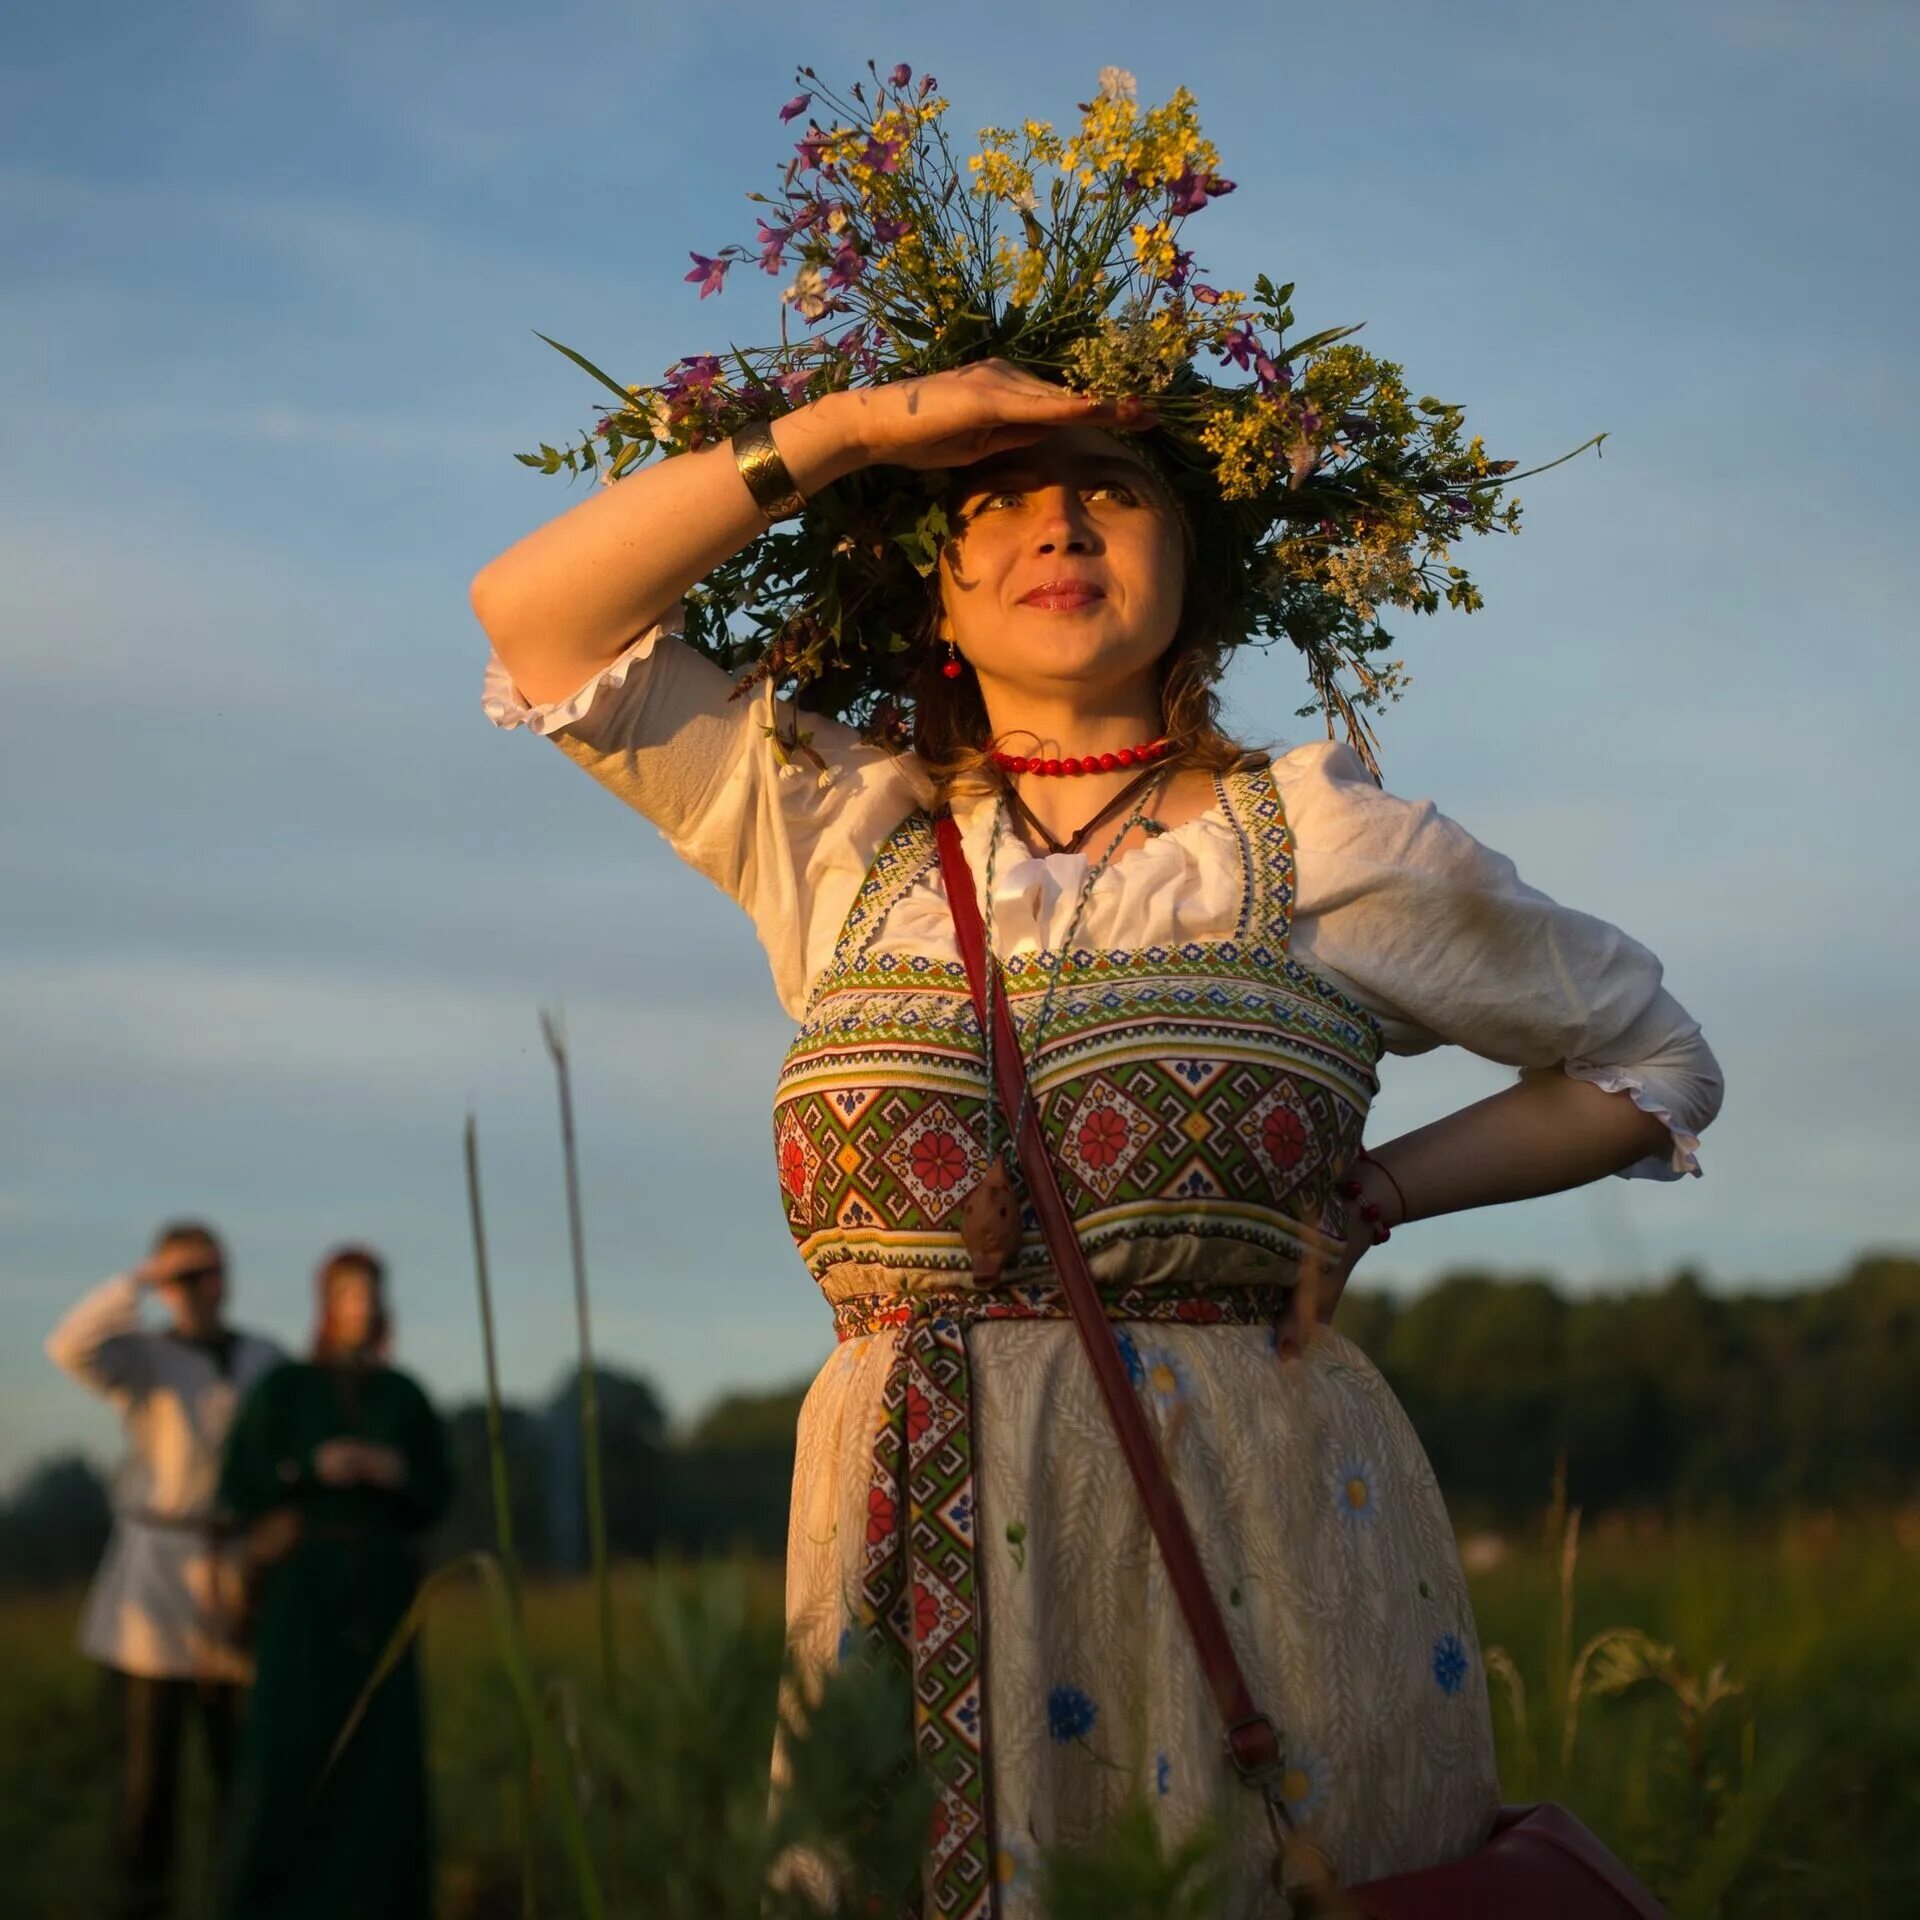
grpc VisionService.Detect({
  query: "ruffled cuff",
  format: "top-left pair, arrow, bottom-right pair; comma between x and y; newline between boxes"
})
480,606 -> 683,737
1562,1059 -> 1703,1180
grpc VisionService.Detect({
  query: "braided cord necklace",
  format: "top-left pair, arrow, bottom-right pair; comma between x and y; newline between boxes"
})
976,773 -> 1169,1170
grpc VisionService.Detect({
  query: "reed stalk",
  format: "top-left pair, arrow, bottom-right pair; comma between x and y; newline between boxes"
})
541,1008 -> 617,1699
465,1112 -> 542,1914
464,1113 -> 521,1599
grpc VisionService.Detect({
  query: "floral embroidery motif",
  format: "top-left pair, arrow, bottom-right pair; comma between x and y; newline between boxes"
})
1278,1749 -> 1329,1819
1057,1079 -> 1157,1200
1047,1683 -> 1098,1744
1336,1456 -> 1379,1529
885,1102 -> 990,1218
911,1128 -> 972,1194
1262,1102 -> 1309,1170
1431,1631 -> 1470,1696
1137,1343 -> 1189,1410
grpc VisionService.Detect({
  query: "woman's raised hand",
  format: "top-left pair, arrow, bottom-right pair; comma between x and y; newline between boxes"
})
834,360 -> 1155,473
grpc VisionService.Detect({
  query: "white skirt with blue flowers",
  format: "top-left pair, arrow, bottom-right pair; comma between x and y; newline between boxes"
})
785,1316 -> 1499,1916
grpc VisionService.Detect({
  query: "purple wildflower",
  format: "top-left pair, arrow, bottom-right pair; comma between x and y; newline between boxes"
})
1166,169 -> 1210,216
825,239 -> 866,291
1218,322 -> 1259,372
684,252 -> 730,299
1254,352 -> 1286,393
861,136 -> 902,174
888,63 -> 912,89
660,354 -> 723,401
1165,248 -> 1194,291
773,368 -> 813,405
919,72 -> 938,97
779,91 -> 813,123
755,220 -> 791,273
870,212 -> 914,244
795,131 -> 833,173
1190,283 -> 1226,306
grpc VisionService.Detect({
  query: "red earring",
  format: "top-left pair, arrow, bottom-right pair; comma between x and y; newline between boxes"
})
942,638 -> 963,680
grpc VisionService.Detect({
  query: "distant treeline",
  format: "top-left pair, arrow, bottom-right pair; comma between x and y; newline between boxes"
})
5,1254 -> 1915,1585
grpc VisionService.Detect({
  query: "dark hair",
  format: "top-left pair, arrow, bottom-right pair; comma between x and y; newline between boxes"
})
151,1220 -> 225,1265
909,432 -> 1263,797
313,1244 -> 390,1360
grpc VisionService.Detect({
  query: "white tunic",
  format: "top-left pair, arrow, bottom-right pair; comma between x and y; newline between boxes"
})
46,1275 -> 282,1681
482,613 -> 1724,1173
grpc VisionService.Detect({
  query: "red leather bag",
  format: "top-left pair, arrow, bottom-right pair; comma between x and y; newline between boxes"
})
936,814 -> 1664,1918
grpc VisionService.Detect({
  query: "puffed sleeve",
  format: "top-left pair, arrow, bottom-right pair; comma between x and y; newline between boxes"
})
482,607 -> 929,1017
1273,740 -> 1724,1180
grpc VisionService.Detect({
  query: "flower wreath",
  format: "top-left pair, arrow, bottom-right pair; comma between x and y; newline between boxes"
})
519,61 -> 1600,774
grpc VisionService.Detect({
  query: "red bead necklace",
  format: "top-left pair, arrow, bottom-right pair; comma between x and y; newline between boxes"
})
990,736 -> 1174,778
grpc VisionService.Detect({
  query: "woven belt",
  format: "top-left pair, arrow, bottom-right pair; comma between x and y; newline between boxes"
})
832,1282 -> 1287,1343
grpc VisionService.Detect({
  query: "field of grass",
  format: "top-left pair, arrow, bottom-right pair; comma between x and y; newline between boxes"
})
6,1516 -> 1917,1917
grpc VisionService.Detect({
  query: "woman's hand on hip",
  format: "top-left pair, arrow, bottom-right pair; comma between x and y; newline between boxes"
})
1275,1157 -> 1404,1355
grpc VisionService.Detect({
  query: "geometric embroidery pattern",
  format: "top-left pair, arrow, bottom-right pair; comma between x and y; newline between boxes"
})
860,1309 -> 994,1919
779,765 -> 1390,1915
1055,1077 -> 1157,1201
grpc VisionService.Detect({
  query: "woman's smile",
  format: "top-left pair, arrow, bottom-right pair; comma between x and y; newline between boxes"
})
1018,579 -> 1107,611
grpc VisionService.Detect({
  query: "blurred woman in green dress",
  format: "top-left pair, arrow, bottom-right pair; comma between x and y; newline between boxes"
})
218,1247 -> 452,1920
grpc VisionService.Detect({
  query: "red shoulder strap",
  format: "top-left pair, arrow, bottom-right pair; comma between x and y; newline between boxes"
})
934,811 -> 1284,1789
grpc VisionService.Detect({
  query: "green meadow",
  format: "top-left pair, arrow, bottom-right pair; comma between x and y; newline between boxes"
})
7,1512 -> 1917,1918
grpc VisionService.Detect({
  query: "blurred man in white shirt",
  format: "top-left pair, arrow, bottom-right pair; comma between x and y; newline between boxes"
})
46,1221 -> 281,1920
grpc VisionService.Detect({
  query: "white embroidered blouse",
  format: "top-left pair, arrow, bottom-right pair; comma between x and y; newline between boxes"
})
483,611 -> 1723,1180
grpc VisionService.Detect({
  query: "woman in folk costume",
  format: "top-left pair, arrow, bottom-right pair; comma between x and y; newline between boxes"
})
45,1222 -> 282,1920
217,1248 -> 451,1920
473,66 -> 1720,1915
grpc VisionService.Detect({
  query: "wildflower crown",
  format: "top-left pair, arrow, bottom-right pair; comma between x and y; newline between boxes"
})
519,61 -> 1600,772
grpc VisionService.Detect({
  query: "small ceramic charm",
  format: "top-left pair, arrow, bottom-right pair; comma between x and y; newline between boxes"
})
960,1158 -> 1021,1283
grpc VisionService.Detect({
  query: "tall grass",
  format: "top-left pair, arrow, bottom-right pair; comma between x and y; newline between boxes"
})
540,1009 -> 615,1700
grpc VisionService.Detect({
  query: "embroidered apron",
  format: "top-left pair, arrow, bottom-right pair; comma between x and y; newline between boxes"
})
772,766 -> 1387,1917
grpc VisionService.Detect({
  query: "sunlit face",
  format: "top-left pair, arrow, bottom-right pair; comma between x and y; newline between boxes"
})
939,428 -> 1186,704
326,1267 -> 380,1353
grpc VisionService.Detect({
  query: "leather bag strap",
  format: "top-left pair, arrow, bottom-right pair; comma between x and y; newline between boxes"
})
935,811 -> 1284,1787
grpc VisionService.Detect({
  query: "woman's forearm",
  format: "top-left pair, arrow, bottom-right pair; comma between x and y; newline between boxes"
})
470,392 -> 870,708
1370,1069 -> 1676,1225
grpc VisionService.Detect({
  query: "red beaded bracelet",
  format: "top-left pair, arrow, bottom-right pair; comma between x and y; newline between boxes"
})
1335,1177 -> 1393,1245
1358,1149 -> 1409,1227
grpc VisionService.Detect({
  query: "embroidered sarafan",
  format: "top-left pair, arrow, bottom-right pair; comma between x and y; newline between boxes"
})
772,767 -> 1402,1918
774,766 -> 1384,1300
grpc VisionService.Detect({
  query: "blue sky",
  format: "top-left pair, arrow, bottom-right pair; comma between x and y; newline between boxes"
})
5,0 -> 1917,1484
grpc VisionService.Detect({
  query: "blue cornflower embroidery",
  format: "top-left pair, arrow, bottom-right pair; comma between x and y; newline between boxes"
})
1047,1683 -> 1098,1743
1336,1456 -> 1380,1529
1431,1632 -> 1470,1695
1115,1330 -> 1146,1388
955,1687 -> 981,1736
1155,1752 -> 1172,1796
1137,1344 -> 1188,1408
1277,1749 -> 1328,1819
836,1625 -> 854,1663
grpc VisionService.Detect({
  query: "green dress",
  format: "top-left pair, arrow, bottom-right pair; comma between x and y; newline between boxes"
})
217,1361 -> 453,1920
